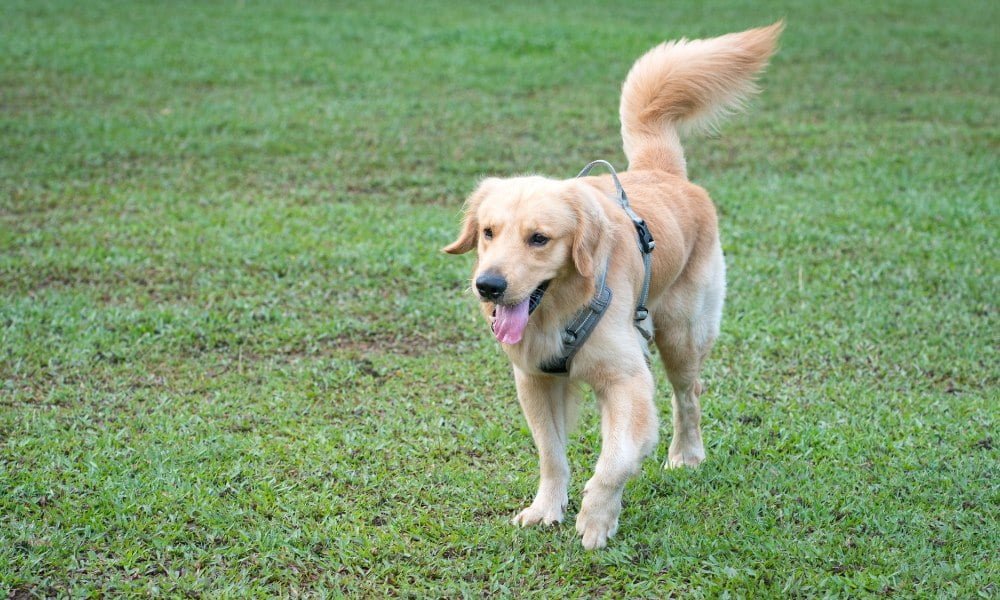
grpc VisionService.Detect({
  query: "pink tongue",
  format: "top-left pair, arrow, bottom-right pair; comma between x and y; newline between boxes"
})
493,298 -> 530,345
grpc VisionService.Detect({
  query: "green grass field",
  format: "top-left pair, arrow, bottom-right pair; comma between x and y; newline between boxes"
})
2,0 -> 997,596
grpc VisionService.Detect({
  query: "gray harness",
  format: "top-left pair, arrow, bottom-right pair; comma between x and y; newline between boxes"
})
539,160 -> 655,375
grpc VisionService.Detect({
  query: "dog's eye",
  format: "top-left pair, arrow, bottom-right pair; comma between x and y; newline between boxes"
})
528,233 -> 549,247
483,227 -> 493,240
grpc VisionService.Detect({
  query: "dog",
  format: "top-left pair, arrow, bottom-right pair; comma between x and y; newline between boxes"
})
443,23 -> 783,549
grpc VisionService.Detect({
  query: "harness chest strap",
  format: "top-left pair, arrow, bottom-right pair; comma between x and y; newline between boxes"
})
538,160 -> 655,375
539,265 -> 612,375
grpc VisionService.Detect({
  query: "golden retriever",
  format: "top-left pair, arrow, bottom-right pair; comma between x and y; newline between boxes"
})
444,23 -> 783,549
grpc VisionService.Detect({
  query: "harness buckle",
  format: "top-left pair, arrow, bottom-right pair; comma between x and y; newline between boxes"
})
635,306 -> 648,322
590,285 -> 612,311
633,218 -> 656,254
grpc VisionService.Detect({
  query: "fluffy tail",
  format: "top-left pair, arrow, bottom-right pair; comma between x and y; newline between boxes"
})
619,21 -> 783,177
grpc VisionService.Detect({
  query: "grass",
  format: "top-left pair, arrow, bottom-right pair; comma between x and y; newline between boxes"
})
1,0 -> 997,596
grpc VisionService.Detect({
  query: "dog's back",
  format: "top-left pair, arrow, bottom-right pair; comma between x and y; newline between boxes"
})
619,22 -> 784,178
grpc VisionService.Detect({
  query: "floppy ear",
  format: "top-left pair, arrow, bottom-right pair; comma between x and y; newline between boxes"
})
568,184 -> 613,280
442,178 -> 497,254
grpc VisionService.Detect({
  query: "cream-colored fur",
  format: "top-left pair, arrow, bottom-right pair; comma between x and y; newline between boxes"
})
444,22 -> 782,550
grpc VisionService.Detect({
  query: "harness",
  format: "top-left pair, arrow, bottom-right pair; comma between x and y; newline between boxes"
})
539,160 -> 655,375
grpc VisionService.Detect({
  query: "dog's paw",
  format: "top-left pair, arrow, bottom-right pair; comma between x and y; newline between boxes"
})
575,483 -> 622,550
512,498 -> 566,527
575,505 -> 619,550
665,442 -> 705,469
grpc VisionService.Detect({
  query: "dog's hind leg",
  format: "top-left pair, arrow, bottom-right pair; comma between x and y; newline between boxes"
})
511,368 -> 576,527
576,367 -> 659,549
655,247 -> 725,469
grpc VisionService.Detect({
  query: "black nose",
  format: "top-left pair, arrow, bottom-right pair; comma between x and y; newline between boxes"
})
475,273 -> 507,301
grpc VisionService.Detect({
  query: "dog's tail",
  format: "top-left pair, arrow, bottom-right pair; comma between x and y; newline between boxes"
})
619,21 -> 783,177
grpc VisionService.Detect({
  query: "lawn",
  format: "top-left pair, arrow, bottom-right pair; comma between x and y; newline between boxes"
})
1,0 -> 997,597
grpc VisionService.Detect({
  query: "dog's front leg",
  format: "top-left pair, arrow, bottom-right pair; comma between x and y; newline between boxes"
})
576,369 -> 659,549
511,367 -> 573,527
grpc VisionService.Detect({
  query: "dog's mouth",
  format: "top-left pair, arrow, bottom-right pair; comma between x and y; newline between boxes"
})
491,281 -> 550,345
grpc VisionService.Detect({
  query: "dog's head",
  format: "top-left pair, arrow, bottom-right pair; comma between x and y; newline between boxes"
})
443,176 -> 612,344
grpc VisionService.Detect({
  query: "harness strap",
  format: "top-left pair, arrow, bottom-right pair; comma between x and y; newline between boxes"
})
539,266 -> 612,375
576,160 -> 655,341
537,160 -> 657,375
